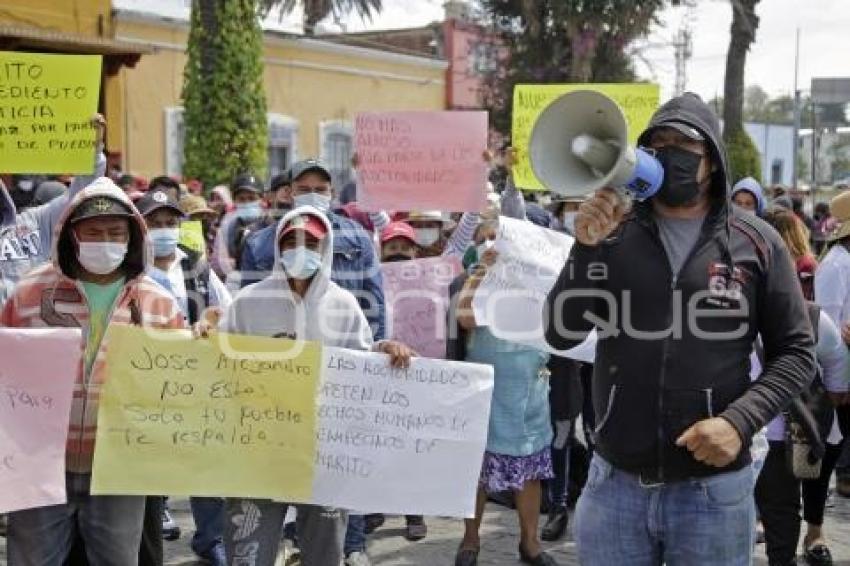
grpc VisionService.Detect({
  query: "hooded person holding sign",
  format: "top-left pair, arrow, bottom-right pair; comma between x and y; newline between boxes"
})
220,206 -> 413,566
0,177 -> 186,565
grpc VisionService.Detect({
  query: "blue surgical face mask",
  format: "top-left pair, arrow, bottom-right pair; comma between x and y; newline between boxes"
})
149,227 -> 180,258
293,192 -> 331,214
280,248 -> 322,279
235,201 -> 262,220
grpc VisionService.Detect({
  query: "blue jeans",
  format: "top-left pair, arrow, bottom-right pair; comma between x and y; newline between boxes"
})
574,455 -> 756,566
7,473 -> 145,566
344,514 -> 366,555
190,497 -> 225,557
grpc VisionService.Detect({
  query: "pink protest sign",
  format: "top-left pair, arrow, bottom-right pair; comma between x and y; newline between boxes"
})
382,256 -> 462,359
355,111 -> 489,212
0,328 -> 80,513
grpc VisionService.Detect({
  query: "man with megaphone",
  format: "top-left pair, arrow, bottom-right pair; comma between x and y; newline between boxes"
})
542,92 -> 816,565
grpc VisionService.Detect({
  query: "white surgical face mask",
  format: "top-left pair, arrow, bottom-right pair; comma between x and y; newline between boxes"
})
415,228 -> 441,247
280,248 -> 322,279
149,227 -> 180,258
293,193 -> 331,214
235,201 -> 262,220
77,242 -> 128,275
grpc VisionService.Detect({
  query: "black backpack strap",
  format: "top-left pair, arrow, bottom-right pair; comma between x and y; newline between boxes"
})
806,302 -> 821,345
179,245 -> 211,326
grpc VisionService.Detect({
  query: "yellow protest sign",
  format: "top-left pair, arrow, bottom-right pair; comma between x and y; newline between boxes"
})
0,51 -> 102,174
512,83 -> 660,191
179,220 -> 206,257
91,326 -> 320,501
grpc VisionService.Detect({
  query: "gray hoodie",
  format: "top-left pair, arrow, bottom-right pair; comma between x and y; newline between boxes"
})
0,149 -> 106,305
220,206 -> 373,351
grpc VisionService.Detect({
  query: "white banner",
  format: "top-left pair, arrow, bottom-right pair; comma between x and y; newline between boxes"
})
311,347 -> 494,518
472,216 -> 597,363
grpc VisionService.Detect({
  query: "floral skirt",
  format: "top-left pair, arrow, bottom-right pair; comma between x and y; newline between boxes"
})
479,447 -> 554,494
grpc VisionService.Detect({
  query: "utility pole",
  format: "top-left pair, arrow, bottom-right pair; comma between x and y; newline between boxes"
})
792,28 -> 801,192
672,1 -> 696,96
673,29 -> 693,96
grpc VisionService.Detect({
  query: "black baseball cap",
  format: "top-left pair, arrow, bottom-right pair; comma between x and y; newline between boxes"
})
231,173 -> 264,195
148,175 -> 181,192
269,169 -> 292,192
136,189 -> 184,218
290,159 -> 331,183
70,196 -> 134,224
651,120 -> 704,141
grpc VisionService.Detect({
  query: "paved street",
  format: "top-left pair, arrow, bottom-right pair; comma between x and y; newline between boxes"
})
6,494 -> 850,565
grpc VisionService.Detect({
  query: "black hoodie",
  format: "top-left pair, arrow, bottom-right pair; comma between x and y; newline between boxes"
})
543,93 -> 816,481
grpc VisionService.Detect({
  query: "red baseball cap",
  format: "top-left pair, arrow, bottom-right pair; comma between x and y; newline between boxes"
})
280,213 -> 328,241
380,221 -> 417,245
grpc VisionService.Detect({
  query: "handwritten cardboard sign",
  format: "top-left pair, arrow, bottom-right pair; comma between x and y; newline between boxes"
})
179,220 -> 206,257
512,83 -> 660,190
91,326 -> 320,501
0,51 -> 103,173
0,328 -> 80,513
312,346 -> 493,518
381,256 -> 462,359
355,111 -> 488,212
90,326 -> 494,517
472,216 -> 597,361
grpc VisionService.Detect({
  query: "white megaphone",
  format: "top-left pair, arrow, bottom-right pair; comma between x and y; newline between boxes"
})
529,90 -> 663,200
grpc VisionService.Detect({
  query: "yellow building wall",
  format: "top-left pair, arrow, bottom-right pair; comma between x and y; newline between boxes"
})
113,17 -> 446,178
0,0 -> 111,36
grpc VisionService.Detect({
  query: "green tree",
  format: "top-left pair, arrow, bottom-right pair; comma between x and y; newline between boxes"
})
722,0 -> 761,181
725,128 -> 762,183
828,134 -> 850,181
183,0 -> 268,189
259,0 -> 382,35
478,0 -> 671,135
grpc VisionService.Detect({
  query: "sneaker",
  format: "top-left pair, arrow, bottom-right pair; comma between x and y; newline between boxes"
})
345,551 -> 372,566
282,537 -> 301,566
364,513 -> 385,534
541,507 -> 568,542
405,516 -> 427,541
199,542 -> 227,566
162,508 -> 181,541
804,542 -> 834,565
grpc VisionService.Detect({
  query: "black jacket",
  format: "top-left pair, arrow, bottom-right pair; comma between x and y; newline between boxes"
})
543,93 -> 816,481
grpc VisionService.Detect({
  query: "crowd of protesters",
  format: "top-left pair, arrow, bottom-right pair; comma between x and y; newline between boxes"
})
1,92 -> 849,566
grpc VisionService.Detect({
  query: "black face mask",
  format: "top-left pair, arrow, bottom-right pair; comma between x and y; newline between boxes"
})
654,146 -> 706,208
384,254 -> 414,263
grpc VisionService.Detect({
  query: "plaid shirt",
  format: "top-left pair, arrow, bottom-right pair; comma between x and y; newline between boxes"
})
0,265 -> 184,472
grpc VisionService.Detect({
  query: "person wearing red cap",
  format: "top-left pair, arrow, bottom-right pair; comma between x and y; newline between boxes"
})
380,221 -> 419,263
219,206 -> 413,566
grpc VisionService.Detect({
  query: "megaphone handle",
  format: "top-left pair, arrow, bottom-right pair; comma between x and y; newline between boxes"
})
585,188 -> 630,243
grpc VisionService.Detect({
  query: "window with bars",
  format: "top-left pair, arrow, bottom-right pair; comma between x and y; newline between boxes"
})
320,121 -> 354,189
267,114 -> 298,180
164,107 -> 185,177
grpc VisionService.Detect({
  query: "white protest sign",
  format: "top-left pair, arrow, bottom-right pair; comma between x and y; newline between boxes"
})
472,216 -> 597,362
312,347 -> 494,518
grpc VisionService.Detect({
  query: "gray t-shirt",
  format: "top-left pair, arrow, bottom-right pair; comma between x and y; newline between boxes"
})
655,214 -> 706,279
